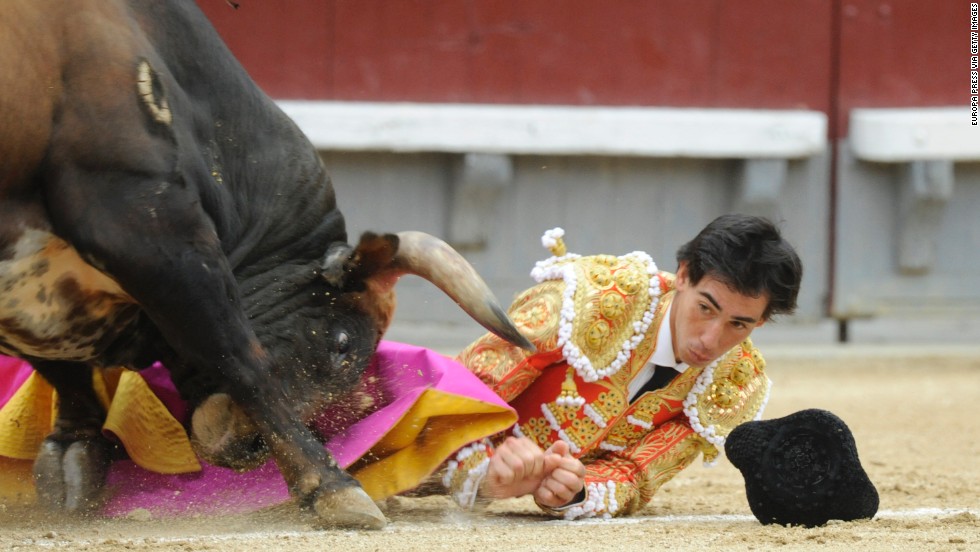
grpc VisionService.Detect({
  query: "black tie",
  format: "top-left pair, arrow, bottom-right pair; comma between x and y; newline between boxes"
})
632,365 -> 678,401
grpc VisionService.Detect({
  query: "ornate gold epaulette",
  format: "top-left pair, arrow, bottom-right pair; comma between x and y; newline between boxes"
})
682,338 -> 771,462
529,228 -> 665,383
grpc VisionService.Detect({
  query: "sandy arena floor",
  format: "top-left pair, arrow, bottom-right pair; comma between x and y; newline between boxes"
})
1,347 -> 978,551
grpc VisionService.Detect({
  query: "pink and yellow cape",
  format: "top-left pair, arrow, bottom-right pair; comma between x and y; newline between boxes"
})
0,341 -> 516,516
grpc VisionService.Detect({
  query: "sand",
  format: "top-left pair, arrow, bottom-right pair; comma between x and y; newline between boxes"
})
1,348 -> 978,551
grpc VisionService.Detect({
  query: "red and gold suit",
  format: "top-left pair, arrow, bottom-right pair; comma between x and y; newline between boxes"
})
443,232 -> 772,519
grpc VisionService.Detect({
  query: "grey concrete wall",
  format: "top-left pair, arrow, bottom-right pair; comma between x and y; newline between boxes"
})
833,141 -> 980,319
321,149 -> 831,335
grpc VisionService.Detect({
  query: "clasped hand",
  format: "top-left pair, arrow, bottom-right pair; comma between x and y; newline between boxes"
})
479,436 -> 586,508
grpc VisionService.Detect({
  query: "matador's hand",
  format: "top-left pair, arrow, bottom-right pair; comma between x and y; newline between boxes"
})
480,436 -> 549,500
533,440 -> 586,508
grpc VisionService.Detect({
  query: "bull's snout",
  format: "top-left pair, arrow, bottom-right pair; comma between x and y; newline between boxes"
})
190,393 -> 270,471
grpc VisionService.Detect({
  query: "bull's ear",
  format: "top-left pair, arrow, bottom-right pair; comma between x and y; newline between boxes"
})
347,232 -> 399,283
320,233 -> 400,289
325,233 -> 402,338
320,241 -> 356,288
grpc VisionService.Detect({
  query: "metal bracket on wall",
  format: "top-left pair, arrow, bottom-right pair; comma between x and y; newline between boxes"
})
896,160 -> 954,275
448,153 -> 514,251
735,158 -> 788,220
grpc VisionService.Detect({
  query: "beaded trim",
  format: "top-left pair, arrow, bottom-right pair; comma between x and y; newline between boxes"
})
540,227 -> 566,252
582,404 -> 608,428
541,403 -> 582,454
443,440 -> 492,509
563,480 -> 619,520
626,415 -> 652,430
530,228 -> 663,383
555,394 -> 586,408
681,357 -> 726,466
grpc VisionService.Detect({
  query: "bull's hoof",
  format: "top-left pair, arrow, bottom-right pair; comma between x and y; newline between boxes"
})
312,486 -> 387,530
33,437 -> 111,514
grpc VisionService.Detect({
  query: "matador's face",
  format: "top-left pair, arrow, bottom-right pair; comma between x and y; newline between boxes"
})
669,263 -> 767,366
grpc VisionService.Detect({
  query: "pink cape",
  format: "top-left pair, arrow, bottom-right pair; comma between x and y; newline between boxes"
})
0,341 -> 515,517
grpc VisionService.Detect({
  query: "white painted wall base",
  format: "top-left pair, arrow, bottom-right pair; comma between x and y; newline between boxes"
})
278,101 -> 827,159
850,107 -> 980,162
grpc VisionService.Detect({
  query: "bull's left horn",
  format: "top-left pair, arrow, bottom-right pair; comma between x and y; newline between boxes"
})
390,231 -> 535,351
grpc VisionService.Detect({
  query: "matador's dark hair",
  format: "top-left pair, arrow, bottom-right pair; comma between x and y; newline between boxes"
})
675,214 -> 802,320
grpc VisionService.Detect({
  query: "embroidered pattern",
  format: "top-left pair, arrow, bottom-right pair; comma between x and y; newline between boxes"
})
517,415 -> 552,449
681,341 -> 772,466
682,357 -> 724,450
555,365 -> 586,408
563,480 -> 620,520
540,403 -> 582,454
443,440 -> 492,509
530,228 -> 662,383
634,426 -> 711,506
582,403 -> 608,428
626,414 -> 653,430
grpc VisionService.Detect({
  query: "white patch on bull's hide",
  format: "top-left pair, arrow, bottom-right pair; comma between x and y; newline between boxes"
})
0,229 -> 135,360
136,59 -> 172,126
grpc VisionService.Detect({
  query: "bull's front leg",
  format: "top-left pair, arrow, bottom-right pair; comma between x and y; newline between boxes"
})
44,173 -> 384,529
199,355 -> 385,529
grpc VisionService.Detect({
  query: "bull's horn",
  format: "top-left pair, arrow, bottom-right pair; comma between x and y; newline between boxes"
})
390,231 -> 535,352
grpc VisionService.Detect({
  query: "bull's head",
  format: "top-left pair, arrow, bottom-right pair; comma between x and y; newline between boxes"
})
189,231 -> 532,470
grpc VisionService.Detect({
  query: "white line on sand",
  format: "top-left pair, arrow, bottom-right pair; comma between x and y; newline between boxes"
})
15,508 -> 978,547
542,507 -> 978,526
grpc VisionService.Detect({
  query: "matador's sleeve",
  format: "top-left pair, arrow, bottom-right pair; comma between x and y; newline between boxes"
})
537,418 -> 714,519
456,280 -> 567,402
440,438 -> 495,509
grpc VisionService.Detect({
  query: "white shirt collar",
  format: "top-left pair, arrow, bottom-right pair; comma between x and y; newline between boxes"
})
651,302 -> 688,373
627,301 -> 689,401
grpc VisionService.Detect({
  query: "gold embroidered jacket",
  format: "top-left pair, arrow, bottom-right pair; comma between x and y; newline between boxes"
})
445,248 -> 771,519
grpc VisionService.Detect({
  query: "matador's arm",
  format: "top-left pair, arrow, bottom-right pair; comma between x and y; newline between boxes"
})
536,418 -> 715,519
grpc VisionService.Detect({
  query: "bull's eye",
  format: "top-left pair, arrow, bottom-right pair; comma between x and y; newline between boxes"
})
335,332 -> 351,355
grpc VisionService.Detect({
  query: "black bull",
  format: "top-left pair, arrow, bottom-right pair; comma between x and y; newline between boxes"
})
0,0 -> 532,528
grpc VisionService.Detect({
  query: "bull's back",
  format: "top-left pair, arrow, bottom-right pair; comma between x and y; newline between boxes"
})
0,0 -> 161,191
0,1 -> 64,192
0,1 -> 152,361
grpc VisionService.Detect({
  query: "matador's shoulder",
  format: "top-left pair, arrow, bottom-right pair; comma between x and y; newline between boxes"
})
457,228 -> 671,396
685,338 -> 771,457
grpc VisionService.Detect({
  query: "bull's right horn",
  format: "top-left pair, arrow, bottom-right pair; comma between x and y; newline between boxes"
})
348,231 -> 534,352
393,231 -> 534,351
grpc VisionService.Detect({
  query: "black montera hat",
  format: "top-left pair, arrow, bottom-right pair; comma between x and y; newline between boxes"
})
724,409 -> 879,527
